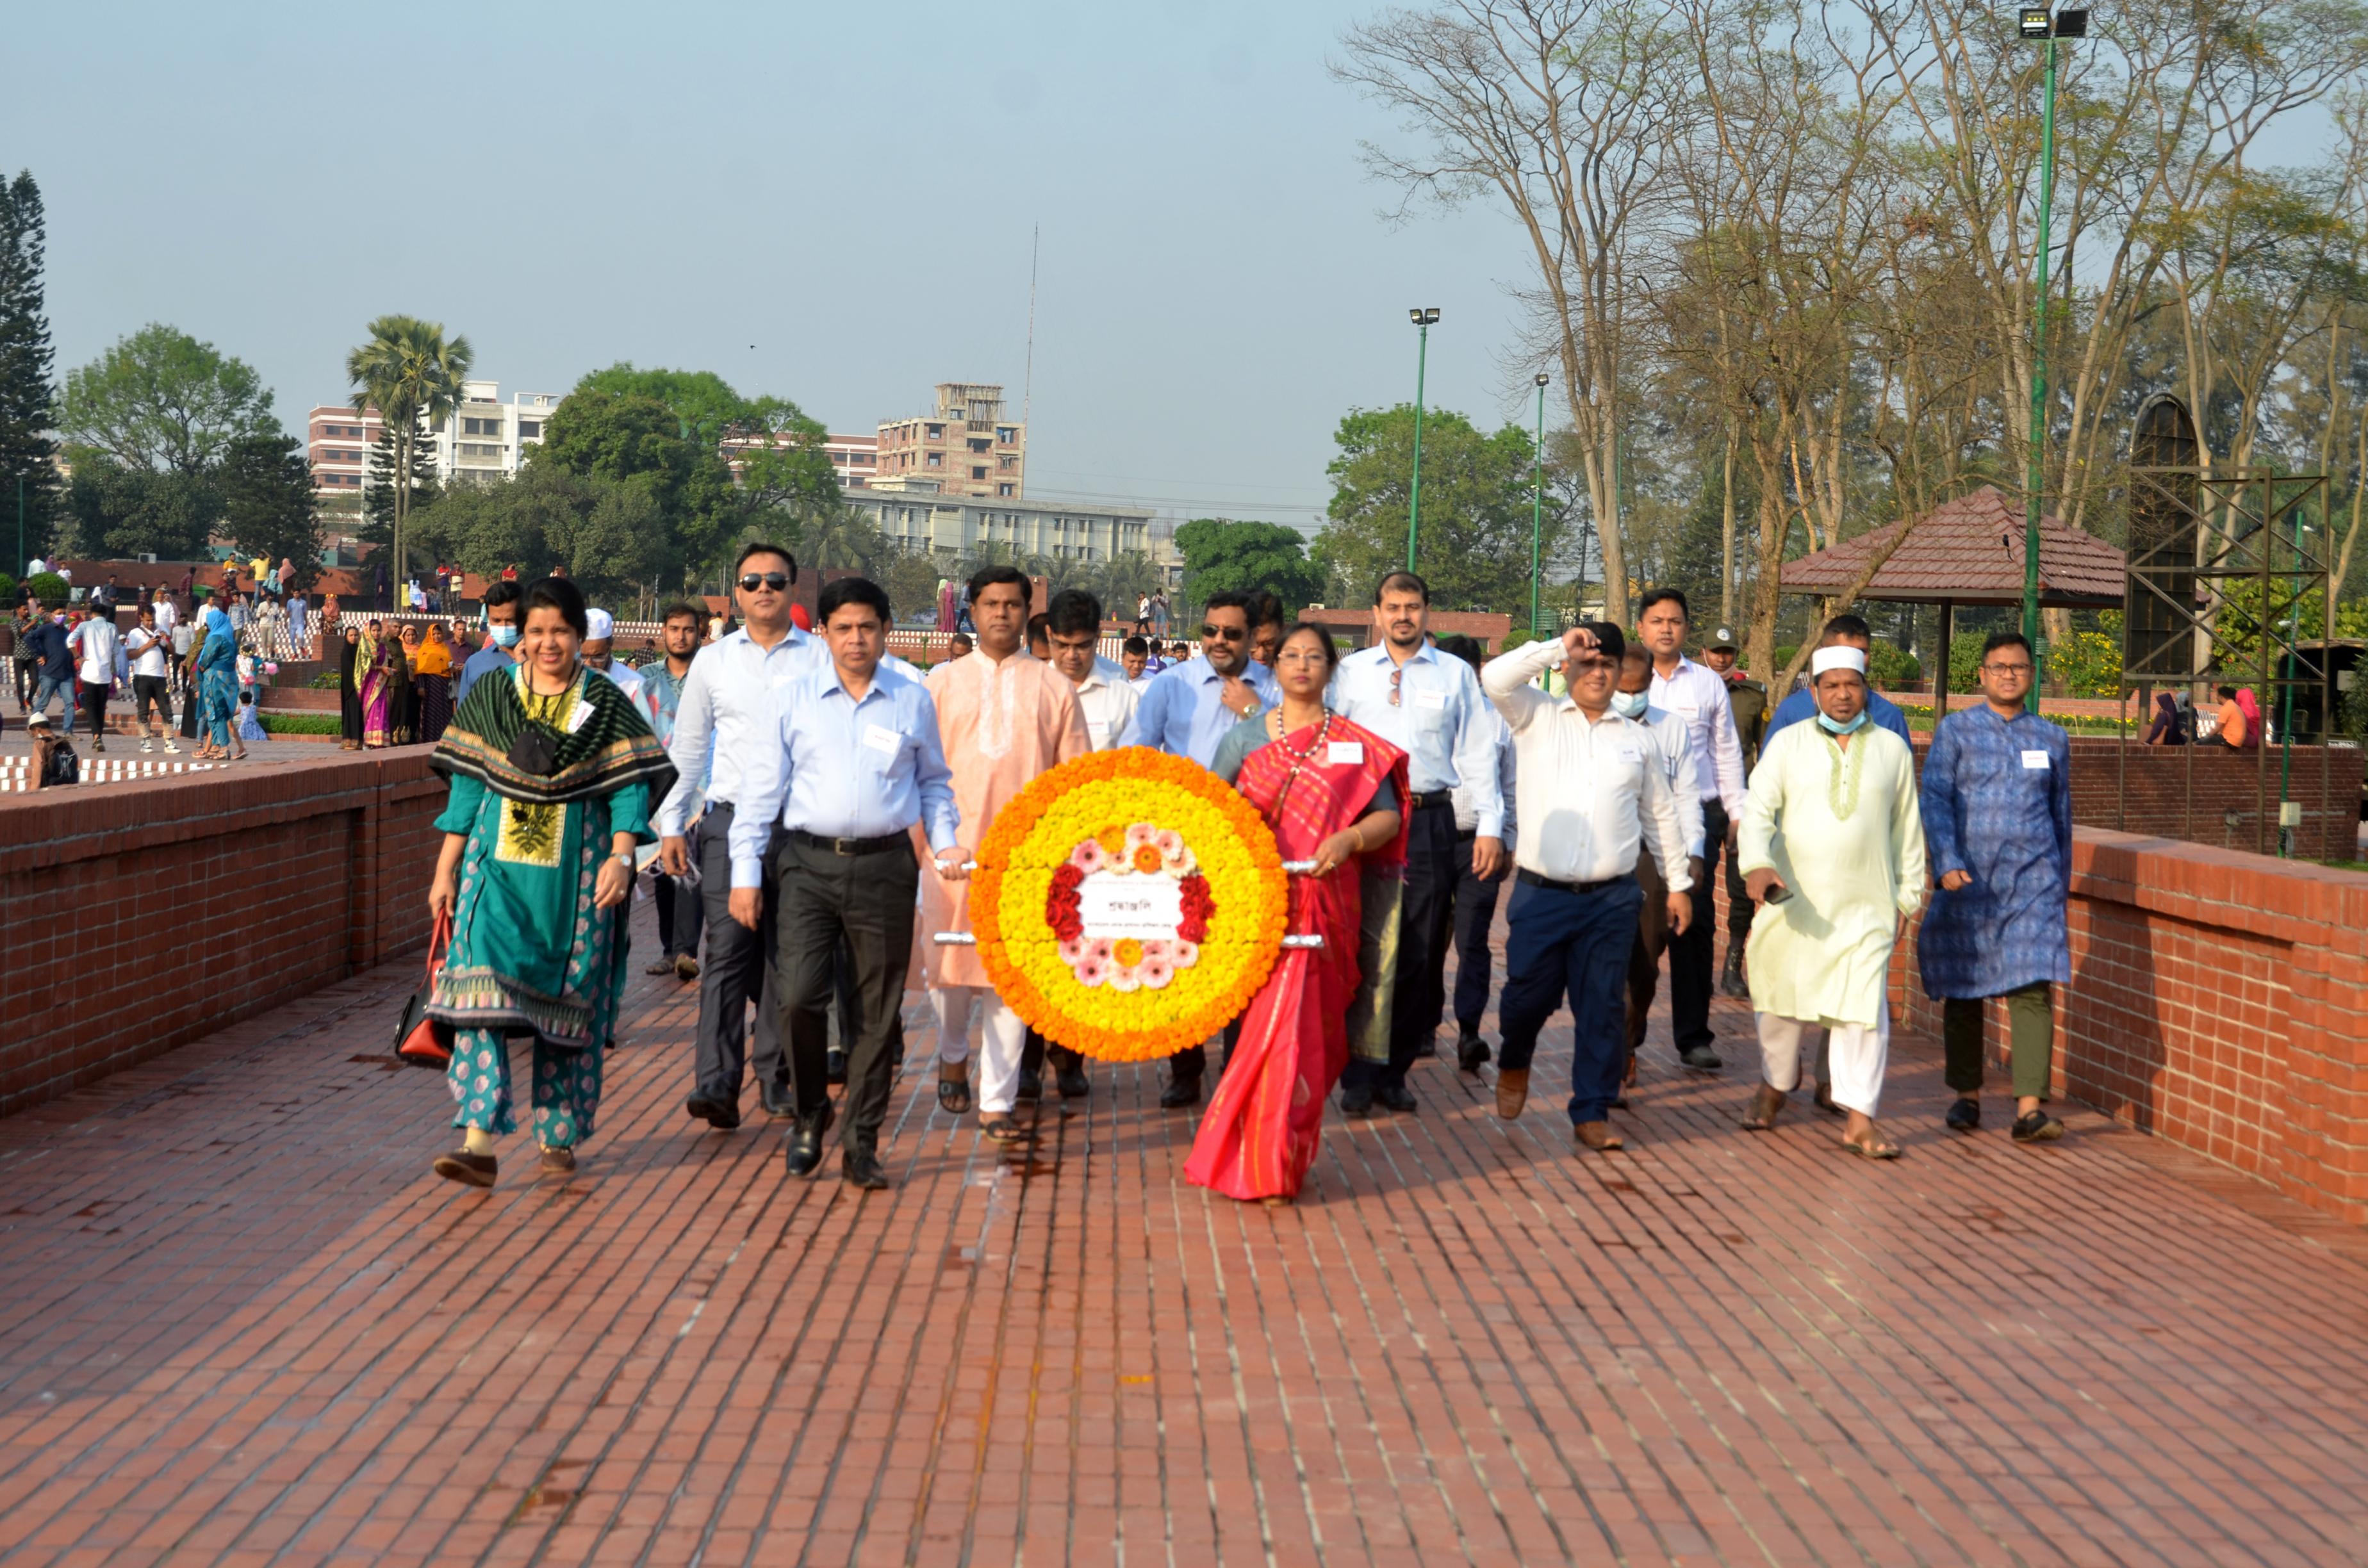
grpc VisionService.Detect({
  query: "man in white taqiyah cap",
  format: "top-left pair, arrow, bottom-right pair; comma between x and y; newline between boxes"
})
1732,642 -> 1927,1159
580,607 -> 645,706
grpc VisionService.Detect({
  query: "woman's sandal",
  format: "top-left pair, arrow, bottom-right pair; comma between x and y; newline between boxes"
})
979,1115 -> 1027,1144
937,1063 -> 973,1115
1841,1129 -> 1903,1160
1740,1084 -> 1786,1132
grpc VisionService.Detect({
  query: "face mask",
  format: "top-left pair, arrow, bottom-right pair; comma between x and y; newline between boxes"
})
1609,690 -> 1649,719
490,624 -> 521,649
1816,709 -> 1870,735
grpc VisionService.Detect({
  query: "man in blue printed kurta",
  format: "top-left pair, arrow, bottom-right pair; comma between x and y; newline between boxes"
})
1916,630 -> 2071,1145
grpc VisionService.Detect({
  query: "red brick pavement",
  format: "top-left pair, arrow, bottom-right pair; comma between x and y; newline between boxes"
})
3,901 -> 2367,1567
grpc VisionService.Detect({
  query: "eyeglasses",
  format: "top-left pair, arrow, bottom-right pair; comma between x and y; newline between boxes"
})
1982,662 -> 2034,674
739,572 -> 790,592
1200,624 -> 1246,641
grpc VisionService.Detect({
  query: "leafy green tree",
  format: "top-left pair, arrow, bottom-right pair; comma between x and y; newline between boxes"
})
881,549 -> 942,625
345,314 -> 472,582
59,323 -> 276,477
63,459 -> 223,560
359,427 -> 439,559
1313,404 -> 1574,614
796,503 -> 894,575
406,463 -> 662,600
1171,519 -> 1326,617
1095,550 -> 1163,610
0,171 -> 58,566
218,434 -> 324,589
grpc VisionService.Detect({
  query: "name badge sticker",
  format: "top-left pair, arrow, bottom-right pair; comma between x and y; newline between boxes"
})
1327,741 -> 1365,766
863,724 -> 901,756
2021,749 -> 2050,770
563,702 -> 593,735
1616,742 -> 1646,764
1415,688 -> 1448,710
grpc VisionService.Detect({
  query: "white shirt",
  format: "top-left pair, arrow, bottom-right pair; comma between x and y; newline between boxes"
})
68,618 -> 120,685
1067,657 -> 1140,751
1451,709 -> 1518,842
1637,703 -> 1706,859
153,598 -> 180,636
1481,639 -> 1690,891
126,623 -> 170,679
1647,655 -> 1747,817
595,659 -> 645,708
1329,642 -> 1506,837
654,625 -> 825,835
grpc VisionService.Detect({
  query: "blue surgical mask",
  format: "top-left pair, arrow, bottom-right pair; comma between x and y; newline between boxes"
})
1609,690 -> 1649,719
1816,709 -> 1870,735
491,623 -> 521,649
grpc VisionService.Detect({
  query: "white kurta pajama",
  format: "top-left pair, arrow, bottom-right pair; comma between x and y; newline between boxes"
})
1737,719 -> 1927,1116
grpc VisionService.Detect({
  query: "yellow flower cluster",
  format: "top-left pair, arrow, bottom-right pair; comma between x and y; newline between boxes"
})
973,747 -> 1288,1061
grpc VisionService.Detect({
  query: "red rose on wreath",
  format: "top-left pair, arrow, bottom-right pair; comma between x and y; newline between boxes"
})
1177,873 -> 1214,944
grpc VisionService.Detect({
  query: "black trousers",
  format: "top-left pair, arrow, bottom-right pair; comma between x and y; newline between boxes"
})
131,674 -> 172,731
1668,798 -> 1729,1054
1019,1028 -> 1083,1079
654,873 -> 703,961
1447,828 -> 1508,1035
694,803 -> 787,1102
1723,813 -> 1754,948
774,835 -> 919,1152
10,658 -> 31,708
77,679 -> 108,739
1347,797 -> 1458,1093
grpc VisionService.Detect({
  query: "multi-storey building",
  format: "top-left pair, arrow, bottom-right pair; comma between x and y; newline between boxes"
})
873,383 -> 1025,499
306,405 -> 384,508
422,381 -> 563,483
823,432 -> 878,489
844,485 -> 1149,564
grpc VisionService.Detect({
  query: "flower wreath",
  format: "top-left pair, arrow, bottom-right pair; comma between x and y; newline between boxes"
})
972,747 -> 1289,1061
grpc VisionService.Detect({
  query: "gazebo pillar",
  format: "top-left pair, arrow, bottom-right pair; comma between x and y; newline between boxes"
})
1933,601 -> 1953,717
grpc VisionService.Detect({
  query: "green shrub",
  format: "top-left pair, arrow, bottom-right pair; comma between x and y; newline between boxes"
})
260,711 -> 341,735
309,669 -> 344,689
0,573 -> 14,603
26,571 -> 66,607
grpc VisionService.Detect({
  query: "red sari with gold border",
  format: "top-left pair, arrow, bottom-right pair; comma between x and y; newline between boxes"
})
1185,714 -> 1409,1202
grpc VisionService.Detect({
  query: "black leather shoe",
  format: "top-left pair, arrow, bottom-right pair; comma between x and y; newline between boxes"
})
1055,1060 -> 1090,1100
686,1093 -> 741,1131
1946,1097 -> 1981,1132
1719,949 -> 1750,1000
2012,1109 -> 2065,1144
1456,1033 -> 1492,1072
1677,1045 -> 1724,1072
825,1049 -> 848,1088
1158,1073 -> 1201,1109
1015,1066 -> 1043,1102
841,1148 -> 889,1190
784,1100 -> 835,1177
1376,1081 -> 1419,1115
759,1083 -> 795,1119
1339,1081 -> 1376,1115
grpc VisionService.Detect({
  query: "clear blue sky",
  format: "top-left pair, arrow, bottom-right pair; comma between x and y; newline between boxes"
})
5,2 -> 1543,533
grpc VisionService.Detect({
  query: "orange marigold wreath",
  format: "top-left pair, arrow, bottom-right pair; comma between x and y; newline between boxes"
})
971,747 -> 1288,1061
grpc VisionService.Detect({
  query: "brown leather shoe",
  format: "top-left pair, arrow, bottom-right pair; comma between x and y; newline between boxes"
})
539,1145 -> 577,1174
1573,1120 -> 1625,1152
432,1148 -> 497,1187
1495,1068 -> 1529,1120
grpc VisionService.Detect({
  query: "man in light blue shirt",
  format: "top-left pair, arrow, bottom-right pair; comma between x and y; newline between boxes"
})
1760,614 -> 1913,751
1115,589 -> 1278,1104
1326,571 -> 1507,1115
452,581 -> 523,706
727,576 -> 965,1191
1117,590 -> 1279,767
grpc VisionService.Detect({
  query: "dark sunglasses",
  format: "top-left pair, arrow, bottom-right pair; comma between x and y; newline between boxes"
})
738,572 -> 790,592
1200,624 -> 1246,641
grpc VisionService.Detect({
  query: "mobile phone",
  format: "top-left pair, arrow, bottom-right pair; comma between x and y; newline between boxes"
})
1762,881 -> 1793,904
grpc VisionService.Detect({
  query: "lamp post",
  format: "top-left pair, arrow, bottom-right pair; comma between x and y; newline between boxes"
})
1406,307 -> 1439,569
2019,6 -> 2084,713
1531,372 -> 1549,635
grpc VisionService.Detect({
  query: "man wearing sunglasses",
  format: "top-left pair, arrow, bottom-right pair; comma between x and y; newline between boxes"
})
1326,570 -> 1506,1116
656,542 -> 824,1132
1117,589 -> 1280,1105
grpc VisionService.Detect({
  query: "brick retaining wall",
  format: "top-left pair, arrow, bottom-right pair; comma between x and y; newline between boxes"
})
0,748 -> 445,1116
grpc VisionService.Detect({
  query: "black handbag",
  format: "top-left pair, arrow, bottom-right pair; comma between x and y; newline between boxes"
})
506,721 -> 560,776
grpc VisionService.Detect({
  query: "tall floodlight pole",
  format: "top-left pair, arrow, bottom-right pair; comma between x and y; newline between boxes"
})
1531,373 -> 1549,635
1406,308 -> 1439,569
2019,6 -> 2084,712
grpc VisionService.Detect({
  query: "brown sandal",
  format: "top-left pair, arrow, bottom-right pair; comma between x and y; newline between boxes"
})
1741,1084 -> 1786,1131
1841,1128 -> 1902,1159
979,1115 -> 1027,1144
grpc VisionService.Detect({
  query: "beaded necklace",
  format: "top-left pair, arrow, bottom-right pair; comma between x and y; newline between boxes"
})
1265,706 -> 1333,818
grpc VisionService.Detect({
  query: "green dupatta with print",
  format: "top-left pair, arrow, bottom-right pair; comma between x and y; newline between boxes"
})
431,659 -> 676,808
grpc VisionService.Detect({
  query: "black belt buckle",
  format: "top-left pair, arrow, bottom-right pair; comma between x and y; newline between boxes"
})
829,835 -> 860,856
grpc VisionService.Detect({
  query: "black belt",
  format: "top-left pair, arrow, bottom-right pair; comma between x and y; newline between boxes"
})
787,828 -> 909,856
1406,790 -> 1454,812
1517,868 -> 1624,896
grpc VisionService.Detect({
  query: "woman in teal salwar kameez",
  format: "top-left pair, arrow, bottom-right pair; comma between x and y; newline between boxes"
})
423,578 -> 675,1187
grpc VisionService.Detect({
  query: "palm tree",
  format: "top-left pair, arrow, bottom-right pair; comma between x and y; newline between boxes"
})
345,316 -> 472,589
1096,550 -> 1162,611
797,503 -> 891,575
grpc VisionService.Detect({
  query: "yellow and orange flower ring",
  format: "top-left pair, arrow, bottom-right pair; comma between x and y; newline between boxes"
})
967,747 -> 1289,1061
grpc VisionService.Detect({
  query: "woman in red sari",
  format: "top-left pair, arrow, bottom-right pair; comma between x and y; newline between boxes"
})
1186,622 -> 1408,1205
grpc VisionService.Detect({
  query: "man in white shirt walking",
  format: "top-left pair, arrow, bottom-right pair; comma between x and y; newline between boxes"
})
125,603 -> 179,753
67,610 -> 120,751
657,544 -> 824,1130
1482,623 -> 1691,1152
1635,589 -> 1748,1072
1612,644 -> 1702,1089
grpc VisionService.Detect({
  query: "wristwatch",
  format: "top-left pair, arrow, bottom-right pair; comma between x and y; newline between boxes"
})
613,851 -> 634,872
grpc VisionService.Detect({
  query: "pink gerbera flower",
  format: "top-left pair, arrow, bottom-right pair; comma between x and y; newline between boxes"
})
1139,957 -> 1174,990
1058,938 -> 1087,965
1077,959 -> 1108,988
1070,839 -> 1106,874
1154,829 -> 1184,858
1169,940 -> 1199,968
1087,938 -> 1114,964
1124,822 -> 1160,851
1106,967 -> 1142,993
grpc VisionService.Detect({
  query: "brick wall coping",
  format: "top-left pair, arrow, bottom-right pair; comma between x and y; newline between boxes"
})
2068,826 -> 2368,948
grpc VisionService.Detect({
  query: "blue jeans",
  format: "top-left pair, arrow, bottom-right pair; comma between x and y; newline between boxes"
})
1495,876 -> 1644,1124
29,673 -> 71,723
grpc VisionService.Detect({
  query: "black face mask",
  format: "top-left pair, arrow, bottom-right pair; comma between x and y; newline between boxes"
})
507,723 -> 561,776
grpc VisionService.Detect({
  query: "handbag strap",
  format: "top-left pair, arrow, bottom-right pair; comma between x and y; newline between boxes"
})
426,911 -> 451,979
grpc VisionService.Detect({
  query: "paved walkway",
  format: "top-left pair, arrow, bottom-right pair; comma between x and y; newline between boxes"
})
3,901 -> 2366,1567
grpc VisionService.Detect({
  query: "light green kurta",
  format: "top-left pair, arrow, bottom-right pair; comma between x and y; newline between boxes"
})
1738,719 -> 1926,1029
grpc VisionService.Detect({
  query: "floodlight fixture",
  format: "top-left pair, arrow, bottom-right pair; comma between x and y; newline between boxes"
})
2019,8 -> 2051,37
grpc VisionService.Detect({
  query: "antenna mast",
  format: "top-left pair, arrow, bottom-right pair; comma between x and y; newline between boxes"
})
1023,223 -> 1039,427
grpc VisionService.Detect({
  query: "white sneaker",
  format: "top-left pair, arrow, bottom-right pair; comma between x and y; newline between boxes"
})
163,742 -> 181,754
140,740 -> 154,753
